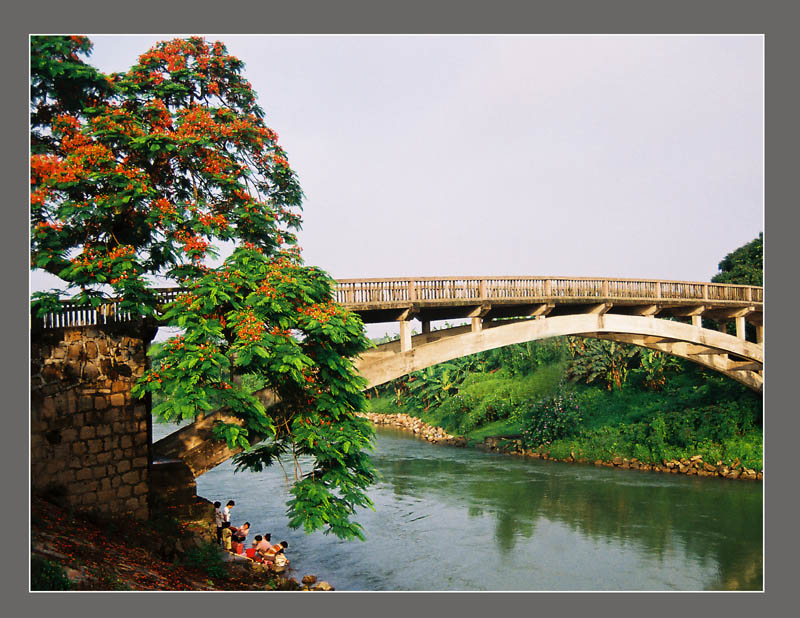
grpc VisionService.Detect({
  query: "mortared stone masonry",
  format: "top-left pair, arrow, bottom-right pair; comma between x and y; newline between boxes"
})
31,321 -> 157,519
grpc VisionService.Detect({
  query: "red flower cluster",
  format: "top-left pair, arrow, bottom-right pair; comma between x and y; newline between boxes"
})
236,310 -> 265,343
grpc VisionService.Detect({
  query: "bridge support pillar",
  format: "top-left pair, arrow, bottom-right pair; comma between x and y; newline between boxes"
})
31,323 -> 156,520
399,320 -> 412,352
471,317 -> 482,333
756,325 -> 763,344
421,320 -> 431,335
692,315 -> 702,328
735,316 -> 746,340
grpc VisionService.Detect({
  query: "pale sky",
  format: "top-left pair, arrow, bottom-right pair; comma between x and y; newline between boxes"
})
30,35 -> 763,337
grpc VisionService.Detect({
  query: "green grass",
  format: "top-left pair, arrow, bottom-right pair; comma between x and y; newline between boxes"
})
365,355 -> 762,471
465,418 -> 523,442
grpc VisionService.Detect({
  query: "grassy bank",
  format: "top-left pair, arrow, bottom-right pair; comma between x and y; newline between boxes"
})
366,338 -> 763,471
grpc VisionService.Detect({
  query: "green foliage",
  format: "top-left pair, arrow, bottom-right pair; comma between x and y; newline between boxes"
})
430,364 -> 566,435
31,35 -> 376,541
566,338 -> 640,390
31,556 -> 72,590
712,232 -> 763,286
372,326 -> 761,471
519,384 -> 583,448
480,338 -> 567,376
632,349 -> 683,391
182,542 -> 229,580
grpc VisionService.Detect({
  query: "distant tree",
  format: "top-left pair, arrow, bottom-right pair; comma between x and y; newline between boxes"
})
711,233 -> 763,286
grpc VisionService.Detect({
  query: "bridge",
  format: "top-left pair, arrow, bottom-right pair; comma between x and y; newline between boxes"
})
33,276 -> 764,482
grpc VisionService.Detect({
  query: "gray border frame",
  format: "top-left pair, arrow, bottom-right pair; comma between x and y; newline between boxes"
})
6,0 -> 792,614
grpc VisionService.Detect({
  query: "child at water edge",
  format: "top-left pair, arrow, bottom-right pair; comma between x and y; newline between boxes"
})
232,521 -> 250,544
265,540 -> 289,566
220,521 -> 233,552
255,534 -> 272,561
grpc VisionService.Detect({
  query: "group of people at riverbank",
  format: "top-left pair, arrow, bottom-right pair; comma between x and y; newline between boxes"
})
214,500 -> 290,569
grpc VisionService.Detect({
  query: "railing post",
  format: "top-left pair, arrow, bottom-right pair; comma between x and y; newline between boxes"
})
601,279 -> 609,298
479,279 -> 487,300
655,282 -> 661,299
746,287 -> 753,302
408,280 -> 416,302
703,284 -> 708,300
756,325 -> 764,345
544,279 -> 552,297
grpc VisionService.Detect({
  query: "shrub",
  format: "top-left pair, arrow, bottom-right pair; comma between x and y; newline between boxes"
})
182,542 -> 229,580
31,556 -> 72,590
520,384 -> 582,448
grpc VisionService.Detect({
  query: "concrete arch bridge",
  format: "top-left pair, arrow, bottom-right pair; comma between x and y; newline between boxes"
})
142,276 -> 763,476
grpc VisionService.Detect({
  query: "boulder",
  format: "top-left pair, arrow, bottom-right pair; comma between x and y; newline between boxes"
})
313,581 -> 334,591
302,575 -> 318,585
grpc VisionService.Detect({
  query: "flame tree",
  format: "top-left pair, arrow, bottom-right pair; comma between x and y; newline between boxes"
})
31,36 -> 376,540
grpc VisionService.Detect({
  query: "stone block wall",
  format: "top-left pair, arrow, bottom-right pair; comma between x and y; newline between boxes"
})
31,323 -> 156,519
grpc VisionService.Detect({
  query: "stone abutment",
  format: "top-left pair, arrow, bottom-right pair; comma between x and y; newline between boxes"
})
30,321 -> 157,519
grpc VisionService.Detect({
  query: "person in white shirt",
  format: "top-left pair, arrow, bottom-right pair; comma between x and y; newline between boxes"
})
223,499 -> 235,524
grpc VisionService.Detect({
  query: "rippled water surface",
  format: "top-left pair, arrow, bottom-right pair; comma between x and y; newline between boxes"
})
154,421 -> 763,591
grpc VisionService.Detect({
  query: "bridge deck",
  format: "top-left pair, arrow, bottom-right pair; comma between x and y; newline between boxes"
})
34,276 -> 762,328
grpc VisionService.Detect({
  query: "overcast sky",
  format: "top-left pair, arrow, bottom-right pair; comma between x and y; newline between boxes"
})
30,35 -> 763,336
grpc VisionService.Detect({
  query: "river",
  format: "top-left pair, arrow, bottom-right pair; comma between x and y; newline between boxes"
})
152,420 -> 763,591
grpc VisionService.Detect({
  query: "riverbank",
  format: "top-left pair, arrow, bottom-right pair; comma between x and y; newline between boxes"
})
360,412 -> 467,446
30,494 -> 335,591
362,411 -> 763,481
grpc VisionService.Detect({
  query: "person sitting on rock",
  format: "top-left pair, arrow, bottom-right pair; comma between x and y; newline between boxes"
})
220,521 -> 233,552
231,521 -> 250,545
255,534 -> 272,562
264,540 -> 288,564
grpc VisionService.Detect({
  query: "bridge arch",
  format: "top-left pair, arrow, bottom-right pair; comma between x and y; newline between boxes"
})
153,313 -> 762,477
355,314 -> 763,393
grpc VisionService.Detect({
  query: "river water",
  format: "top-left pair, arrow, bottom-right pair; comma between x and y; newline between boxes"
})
153,421 -> 763,591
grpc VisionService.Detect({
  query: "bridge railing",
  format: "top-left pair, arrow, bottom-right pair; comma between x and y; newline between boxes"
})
32,277 -> 763,329
334,277 -> 763,305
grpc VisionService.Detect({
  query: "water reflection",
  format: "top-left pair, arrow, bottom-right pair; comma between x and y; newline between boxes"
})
158,420 -> 762,590
371,427 -> 762,589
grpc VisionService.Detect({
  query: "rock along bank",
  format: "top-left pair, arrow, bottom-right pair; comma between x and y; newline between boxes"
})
360,412 -> 762,482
